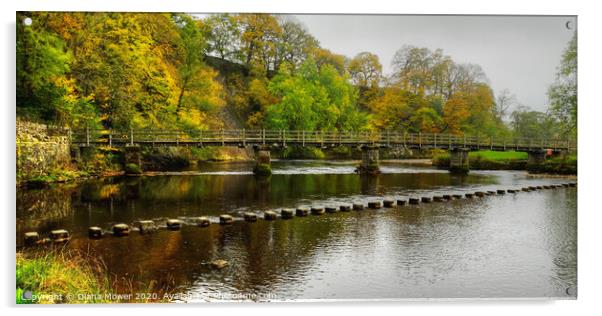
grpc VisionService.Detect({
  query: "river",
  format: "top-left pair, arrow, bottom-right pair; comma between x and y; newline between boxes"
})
16,160 -> 577,301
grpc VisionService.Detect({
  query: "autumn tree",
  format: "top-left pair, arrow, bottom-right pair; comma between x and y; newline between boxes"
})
348,52 -> 382,88
238,14 -> 283,75
275,18 -> 319,70
204,14 -> 242,62
16,12 -> 96,128
311,48 -> 347,75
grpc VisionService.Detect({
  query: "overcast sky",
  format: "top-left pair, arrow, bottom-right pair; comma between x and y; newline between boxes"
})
291,15 -> 576,113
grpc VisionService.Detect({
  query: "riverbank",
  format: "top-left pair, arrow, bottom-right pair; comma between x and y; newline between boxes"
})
432,150 -> 577,175
17,249 -> 173,304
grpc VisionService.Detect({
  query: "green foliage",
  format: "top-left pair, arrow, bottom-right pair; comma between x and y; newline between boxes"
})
528,155 -> 577,175
470,150 -> 528,161
433,150 -> 528,171
17,12 -> 225,132
125,163 -> 143,175
281,146 -> 326,159
548,33 -> 577,136
511,106 -> 560,139
16,251 -> 110,304
265,59 -> 367,131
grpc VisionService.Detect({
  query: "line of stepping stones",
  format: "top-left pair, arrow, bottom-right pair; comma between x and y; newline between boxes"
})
23,182 -> 577,246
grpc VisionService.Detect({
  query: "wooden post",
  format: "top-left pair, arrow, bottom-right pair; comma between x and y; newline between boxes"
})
321,130 -> 324,147
387,130 -> 391,147
109,130 -> 112,147
242,129 -> 246,147
86,126 -> 90,146
221,129 -> 225,146
302,130 -> 305,147
283,130 -> 286,147
130,127 -> 134,146
419,132 -> 422,149
434,133 -> 437,148
262,129 -> 266,145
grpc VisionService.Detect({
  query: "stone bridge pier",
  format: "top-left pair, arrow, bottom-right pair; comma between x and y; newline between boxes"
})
449,148 -> 470,174
253,145 -> 272,176
124,146 -> 142,175
356,145 -> 380,175
527,149 -> 547,166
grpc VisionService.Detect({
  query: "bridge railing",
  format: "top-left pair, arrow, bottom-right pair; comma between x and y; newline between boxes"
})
70,129 -> 576,151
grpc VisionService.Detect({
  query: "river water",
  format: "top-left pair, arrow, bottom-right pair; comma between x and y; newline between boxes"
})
16,160 -> 577,301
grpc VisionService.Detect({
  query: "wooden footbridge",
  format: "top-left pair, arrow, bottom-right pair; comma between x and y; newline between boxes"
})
71,129 -> 575,152
70,128 -> 575,175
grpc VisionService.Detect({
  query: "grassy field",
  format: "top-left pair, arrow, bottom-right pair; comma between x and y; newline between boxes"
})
468,150 -> 528,161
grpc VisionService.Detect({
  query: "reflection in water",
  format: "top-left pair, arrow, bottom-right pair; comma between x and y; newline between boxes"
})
16,160 -> 577,300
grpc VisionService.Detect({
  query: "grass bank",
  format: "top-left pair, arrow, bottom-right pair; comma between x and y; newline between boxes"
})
528,155 -> 577,175
432,150 -> 577,174
432,150 -> 528,170
16,250 -> 172,304
17,250 -> 111,304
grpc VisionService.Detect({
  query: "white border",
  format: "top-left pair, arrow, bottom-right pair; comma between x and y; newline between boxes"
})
3,0 -> 600,315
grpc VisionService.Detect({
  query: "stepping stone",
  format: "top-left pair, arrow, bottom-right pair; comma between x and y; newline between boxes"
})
339,205 -> 352,212
353,203 -> 364,210
220,215 -> 233,225
88,227 -> 103,239
166,219 -> 182,230
281,209 -> 294,219
112,224 -> 130,236
311,207 -> 325,215
24,232 -> 40,246
368,201 -> 382,209
264,211 -> 278,220
244,212 -> 257,222
383,199 -> 395,208
296,207 -> 309,217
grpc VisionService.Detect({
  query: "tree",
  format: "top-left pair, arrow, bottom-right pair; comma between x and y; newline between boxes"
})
348,52 -> 382,88
265,59 -> 366,131
16,12 -> 97,127
548,33 -> 577,136
511,106 -> 558,140
204,14 -> 242,62
494,89 -> 516,121
238,14 -> 283,75
275,19 -> 319,70
312,48 -> 347,75
173,13 -> 224,127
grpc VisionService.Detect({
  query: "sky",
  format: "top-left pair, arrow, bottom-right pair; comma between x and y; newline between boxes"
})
290,15 -> 576,113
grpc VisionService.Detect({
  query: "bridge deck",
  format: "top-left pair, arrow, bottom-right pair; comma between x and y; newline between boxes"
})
69,129 -> 575,152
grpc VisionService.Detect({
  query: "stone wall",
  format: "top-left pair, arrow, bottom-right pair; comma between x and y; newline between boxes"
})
16,120 -> 71,182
